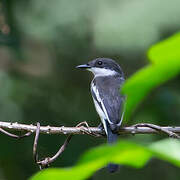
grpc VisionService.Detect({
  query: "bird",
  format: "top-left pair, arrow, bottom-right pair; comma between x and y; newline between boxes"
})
76,58 -> 125,173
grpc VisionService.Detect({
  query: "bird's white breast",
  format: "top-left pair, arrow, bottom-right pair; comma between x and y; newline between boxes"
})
91,82 -> 114,134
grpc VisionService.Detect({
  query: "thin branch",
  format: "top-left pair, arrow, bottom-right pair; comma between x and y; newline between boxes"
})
0,121 -> 180,137
0,127 -> 32,139
33,122 -> 75,169
33,122 -> 40,163
45,135 -> 73,164
36,135 -> 73,169
1,121 -> 180,169
132,123 -> 180,138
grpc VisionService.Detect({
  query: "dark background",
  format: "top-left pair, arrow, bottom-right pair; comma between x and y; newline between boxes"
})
0,0 -> 180,179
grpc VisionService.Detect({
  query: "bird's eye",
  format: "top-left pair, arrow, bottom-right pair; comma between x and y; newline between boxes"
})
97,61 -> 102,65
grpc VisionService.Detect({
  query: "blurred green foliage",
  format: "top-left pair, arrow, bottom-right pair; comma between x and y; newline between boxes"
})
0,0 -> 180,180
30,139 -> 180,180
122,32 -> 180,119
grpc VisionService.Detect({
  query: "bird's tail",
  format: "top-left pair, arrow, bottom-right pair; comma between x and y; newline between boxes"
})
106,123 -> 119,173
107,127 -> 118,144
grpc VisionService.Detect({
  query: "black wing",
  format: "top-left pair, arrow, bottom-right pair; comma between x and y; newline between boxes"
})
93,76 -> 125,127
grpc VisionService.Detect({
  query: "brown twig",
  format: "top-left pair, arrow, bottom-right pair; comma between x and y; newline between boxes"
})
0,127 -> 32,139
132,123 -> 180,139
0,121 -> 180,170
33,122 -> 40,164
37,135 -> 73,170
1,121 -> 180,137
33,122 -> 73,169
32,121 -> 102,169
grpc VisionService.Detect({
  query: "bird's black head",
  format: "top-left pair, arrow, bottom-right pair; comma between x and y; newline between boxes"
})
76,58 -> 124,77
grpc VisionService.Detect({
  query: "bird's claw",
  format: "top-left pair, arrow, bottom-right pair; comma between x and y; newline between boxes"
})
76,121 -> 91,134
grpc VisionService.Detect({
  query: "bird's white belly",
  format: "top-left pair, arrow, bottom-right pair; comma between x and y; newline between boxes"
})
92,98 -> 108,134
93,98 -> 106,120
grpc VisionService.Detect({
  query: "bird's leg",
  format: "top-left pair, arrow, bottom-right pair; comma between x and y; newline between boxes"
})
76,121 -> 103,137
98,123 -> 104,131
76,121 -> 91,134
110,124 -> 120,134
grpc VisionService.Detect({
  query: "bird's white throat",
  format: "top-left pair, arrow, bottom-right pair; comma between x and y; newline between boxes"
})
88,67 -> 117,77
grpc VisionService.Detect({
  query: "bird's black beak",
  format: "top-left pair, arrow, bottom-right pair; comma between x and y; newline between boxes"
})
76,64 -> 91,69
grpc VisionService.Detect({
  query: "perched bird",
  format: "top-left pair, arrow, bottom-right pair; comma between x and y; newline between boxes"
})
76,58 -> 125,173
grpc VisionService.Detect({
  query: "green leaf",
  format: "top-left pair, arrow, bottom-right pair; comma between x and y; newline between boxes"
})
30,139 -> 180,180
149,139 -> 180,167
122,32 -> 180,119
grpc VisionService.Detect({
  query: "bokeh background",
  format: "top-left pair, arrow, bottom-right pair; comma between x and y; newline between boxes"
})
0,0 -> 180,179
